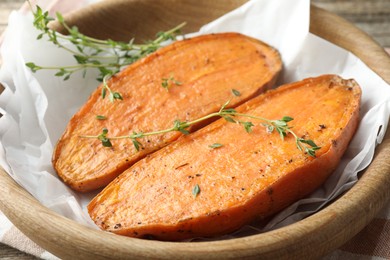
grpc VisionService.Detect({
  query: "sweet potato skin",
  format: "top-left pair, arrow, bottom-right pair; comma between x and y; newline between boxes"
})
88,75 -> 361,240
52,33 -> 282,192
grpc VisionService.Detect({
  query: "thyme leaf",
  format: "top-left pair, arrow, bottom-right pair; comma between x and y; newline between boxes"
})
161,75 -> 182,91
192,184 -> 201,198
232,89 -> 241,96
97,128 -> 112,147
96,115 -> 107,120
102,74 -> 123,102
209,143 -> 223,149
132,138 -> 142,151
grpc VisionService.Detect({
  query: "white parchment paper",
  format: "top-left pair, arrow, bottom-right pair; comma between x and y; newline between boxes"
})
1,0 -> 390,235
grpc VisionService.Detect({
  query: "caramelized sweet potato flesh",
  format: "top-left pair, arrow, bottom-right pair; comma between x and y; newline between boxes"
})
52,33 -> 282,192
88,75 -> 361,240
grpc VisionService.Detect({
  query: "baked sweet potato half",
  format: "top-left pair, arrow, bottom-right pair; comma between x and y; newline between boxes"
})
52,33 -> 282,192
88,74 -> 361,240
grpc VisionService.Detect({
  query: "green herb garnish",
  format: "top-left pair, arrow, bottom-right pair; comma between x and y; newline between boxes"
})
161,76 -> 182,91
96,115 -> 107,120
80,100 -> 320,157
101,74 -> 123,102
232,89 -> 241,96
26,4 -> 185,101
209,143 -> 223,149
192,184 -> 201,198
97,128 -> 112,147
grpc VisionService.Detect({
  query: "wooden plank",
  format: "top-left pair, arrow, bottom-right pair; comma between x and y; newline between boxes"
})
0,243 -> 38,259
0,1 -> 24,25
312,0 -> 390,46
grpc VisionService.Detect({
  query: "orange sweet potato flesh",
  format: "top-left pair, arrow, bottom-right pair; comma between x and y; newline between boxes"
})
52,33 -> 282,192
88,74 -> 361,241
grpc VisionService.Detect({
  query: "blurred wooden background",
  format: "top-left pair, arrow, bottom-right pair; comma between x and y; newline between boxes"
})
0,0 -> 388,259
1,0 -> 389,48
313,0 -> 389,48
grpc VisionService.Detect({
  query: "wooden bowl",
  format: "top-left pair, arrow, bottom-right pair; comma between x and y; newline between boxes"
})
1,0 -> 390,259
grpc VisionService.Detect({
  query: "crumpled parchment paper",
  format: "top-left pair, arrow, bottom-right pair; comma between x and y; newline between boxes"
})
0,0 -> 389,235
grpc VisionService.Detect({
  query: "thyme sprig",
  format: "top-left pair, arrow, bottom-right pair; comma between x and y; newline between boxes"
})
26,4 -> 185,83
80,100 -> 321,156
102,74 -> 123,101
161,76 -> 182,91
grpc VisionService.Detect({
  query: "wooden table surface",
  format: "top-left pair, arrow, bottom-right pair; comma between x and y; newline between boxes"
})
0,0 -> 389,259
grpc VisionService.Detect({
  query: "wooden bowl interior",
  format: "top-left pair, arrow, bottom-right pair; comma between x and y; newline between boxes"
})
0,0 -> 390,259
53,0 -> 247,41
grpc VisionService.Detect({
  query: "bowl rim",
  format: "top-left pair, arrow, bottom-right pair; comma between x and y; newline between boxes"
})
0,2 -> 390,259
